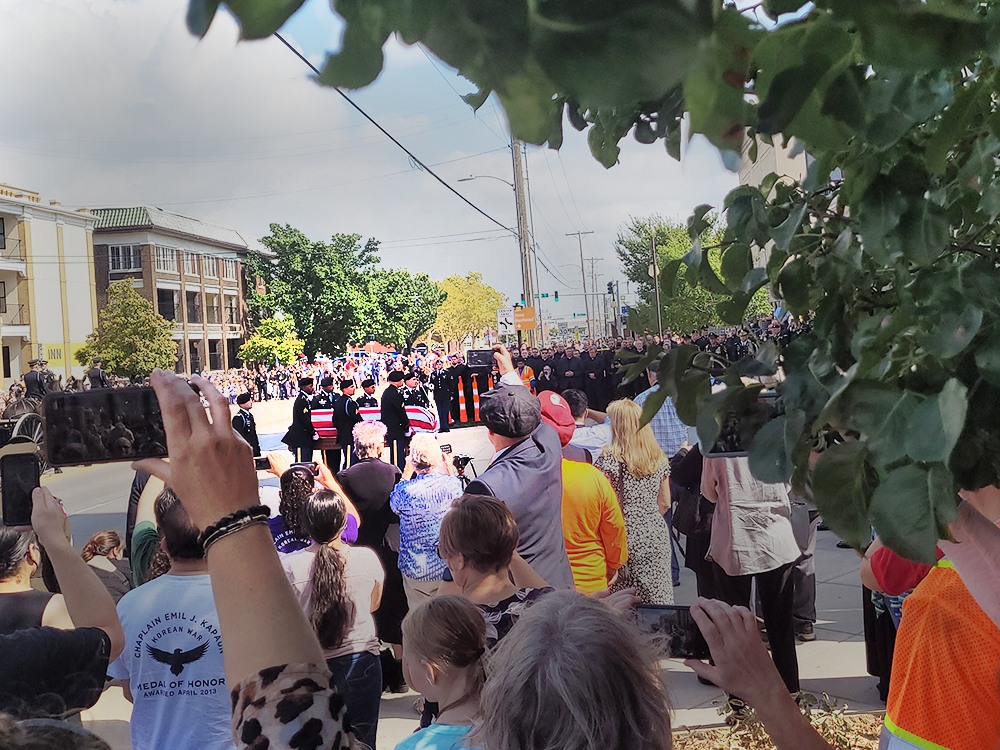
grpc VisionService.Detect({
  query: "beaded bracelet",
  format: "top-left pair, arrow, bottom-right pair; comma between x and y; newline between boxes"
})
198,504 -> 271,553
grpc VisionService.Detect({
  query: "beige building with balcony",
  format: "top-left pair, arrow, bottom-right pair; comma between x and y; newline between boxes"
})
91,206 -> 252,373
0,184 -> 98,387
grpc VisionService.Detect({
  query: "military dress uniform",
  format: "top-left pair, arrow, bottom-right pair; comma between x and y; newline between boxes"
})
87,363 -> 112,389
380,375 -> 410,471
430,366 -> 455,433
231,406 -> 261,456
332,381 -> 363,470
24,363 -> 47,401
281,381 -> 315,462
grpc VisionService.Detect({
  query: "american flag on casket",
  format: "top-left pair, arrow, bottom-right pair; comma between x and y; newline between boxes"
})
311,407 -> 337,441
358,404 -> 439,433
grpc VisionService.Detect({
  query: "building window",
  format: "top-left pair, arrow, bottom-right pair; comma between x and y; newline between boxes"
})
109,245 -> 141,271
223,259 -> 238,281
186,290 -> 202,324
203,256 -> 218,278
224,295 -> 238,325
157,288 -> 178,321
183,252 -> 198,276
205,292 -> 221,324
0,218 -> 5,250
155,245 -> 178,273
1,347 -> 9,379
0,281 -> 6,314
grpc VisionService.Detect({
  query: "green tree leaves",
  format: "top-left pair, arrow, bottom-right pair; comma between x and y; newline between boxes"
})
248,225 -> 446,358
431,272 -> 507,345
239,316 -> 303,365
76,280 -> 178,379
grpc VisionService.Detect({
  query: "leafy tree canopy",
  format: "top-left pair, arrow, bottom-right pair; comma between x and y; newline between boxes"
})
248,225 -> 448,357
248,224 -> 379,358
76,279 -> 177,379
192,0 -> 1000,560
433,273 -> 507,344
364,270 -> 447,350
617,215 -> 770,334
238,315 -> 304,366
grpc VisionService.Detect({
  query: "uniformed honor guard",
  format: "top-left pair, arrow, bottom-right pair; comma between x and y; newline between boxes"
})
231,392 -> 261,457
333,378 -> 363,470
403,372 -> 430,408
281,376 -> 316,462
87,358 -> 112,389
23,360 -> 47,401
357,378 -> 378,408
39,360 -> 58,392
429,358 -> 454,433
380,370 -> 410,471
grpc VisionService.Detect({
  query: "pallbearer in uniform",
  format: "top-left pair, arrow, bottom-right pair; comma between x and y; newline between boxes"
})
402,371 -> 430,408
357,378 -> 378,408
380,370 -> 410,471
281,376 -> 316,462
231,392 -> 261,457
333,378 -> 363,470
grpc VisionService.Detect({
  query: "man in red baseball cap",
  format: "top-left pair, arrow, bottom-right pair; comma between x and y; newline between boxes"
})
539,391 -> 628,594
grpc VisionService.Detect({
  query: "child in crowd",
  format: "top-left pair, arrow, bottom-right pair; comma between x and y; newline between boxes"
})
397,596 -> 486,750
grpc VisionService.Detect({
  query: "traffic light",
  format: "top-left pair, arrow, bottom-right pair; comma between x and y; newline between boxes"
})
554,290 -> 559,301
607,282 -> 614,295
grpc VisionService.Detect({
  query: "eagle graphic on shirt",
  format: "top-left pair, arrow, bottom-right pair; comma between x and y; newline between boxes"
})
146,642 -> 210,676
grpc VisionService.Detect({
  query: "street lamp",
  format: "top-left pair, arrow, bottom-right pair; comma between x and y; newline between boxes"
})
458,171 -> 539,345
458,175 -> 515,188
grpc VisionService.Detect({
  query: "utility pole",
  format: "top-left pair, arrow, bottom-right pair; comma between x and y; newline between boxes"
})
585,258 -> 603,338
650,235 -> 663,337
615,280 -> 622,336
567,231 -> 594,339
511,139 -> 535,346
521,144 -> 544,345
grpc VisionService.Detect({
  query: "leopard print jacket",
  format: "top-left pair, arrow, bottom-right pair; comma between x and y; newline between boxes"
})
232,663 -> 354,750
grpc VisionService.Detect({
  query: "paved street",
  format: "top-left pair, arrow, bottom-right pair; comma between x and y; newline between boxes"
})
63,399 -> 882,748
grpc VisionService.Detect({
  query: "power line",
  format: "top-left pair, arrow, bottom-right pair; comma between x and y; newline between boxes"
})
70,147 -> 509,208
273,33 -> 516,239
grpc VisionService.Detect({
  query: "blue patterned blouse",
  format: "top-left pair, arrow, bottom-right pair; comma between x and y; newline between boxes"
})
390,472 -> 464,581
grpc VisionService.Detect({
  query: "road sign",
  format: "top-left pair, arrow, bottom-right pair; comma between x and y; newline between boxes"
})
514,307 -> 536,331
496,307 -> 515,335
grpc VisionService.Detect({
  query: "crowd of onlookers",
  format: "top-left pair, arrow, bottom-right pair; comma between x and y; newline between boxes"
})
0,309 -> 997,750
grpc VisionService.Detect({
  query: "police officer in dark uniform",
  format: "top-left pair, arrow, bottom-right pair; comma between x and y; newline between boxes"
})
429,358 -> 455,433
87,358 -> 112,389
24,360 -> 47,401
333,378 -> 363,470
231,392 -> 261,457
357,378 -> 378,408
281,377 -> 316,462
380,370 -> 410,471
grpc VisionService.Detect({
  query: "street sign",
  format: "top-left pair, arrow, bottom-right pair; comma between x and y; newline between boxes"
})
496,307 -> 515,335
514,307 -> 536,331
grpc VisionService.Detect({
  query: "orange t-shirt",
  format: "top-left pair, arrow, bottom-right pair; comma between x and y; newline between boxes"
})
560,459 -> 628,594
885,561 -> 1000,750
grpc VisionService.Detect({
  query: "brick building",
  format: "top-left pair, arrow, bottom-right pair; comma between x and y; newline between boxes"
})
91,206 -> 255,373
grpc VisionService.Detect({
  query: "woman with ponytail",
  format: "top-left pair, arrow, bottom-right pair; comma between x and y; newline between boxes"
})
397,596 -> 486,750
81,531 -> 133,603
282,489 -> 385,749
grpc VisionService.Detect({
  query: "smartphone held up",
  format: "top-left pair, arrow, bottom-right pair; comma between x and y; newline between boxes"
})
635,604 -> 711,660
1,452 -> 40,527
43,388 -> 167,467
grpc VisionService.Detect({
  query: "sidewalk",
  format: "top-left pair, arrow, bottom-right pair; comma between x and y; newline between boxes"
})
83,419 -> 881,749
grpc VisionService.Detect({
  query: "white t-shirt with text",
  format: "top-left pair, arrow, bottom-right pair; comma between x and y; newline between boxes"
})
108,574 -> 235,750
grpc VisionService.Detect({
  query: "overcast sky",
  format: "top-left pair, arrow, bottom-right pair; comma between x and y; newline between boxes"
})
2,0 -> 738,319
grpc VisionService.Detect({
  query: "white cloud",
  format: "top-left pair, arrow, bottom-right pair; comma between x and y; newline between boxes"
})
1,0 -> 738,318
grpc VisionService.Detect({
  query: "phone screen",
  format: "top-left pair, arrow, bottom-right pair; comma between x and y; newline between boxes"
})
635,604 -> 711,660
43,388 -> 168,467
466,349 -> 495,368
1,453 -> 41,526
